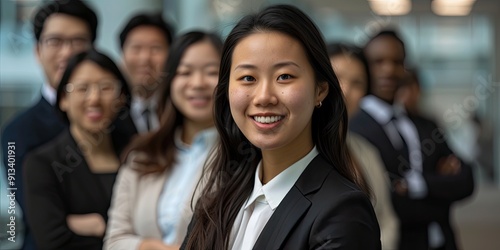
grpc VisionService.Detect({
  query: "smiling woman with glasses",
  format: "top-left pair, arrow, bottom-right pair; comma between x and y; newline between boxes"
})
22,49 -> 137,250
65,80 -> 122,99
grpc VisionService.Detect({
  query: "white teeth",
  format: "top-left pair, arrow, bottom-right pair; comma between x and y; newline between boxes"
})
87,108 -> 102,115
191,96 -> 209,101
253,116 -> 283,124
193,97 -> 208,101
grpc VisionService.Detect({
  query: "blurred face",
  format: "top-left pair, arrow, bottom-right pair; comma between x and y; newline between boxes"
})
229,32 -> 328,152
122,25 -> 169,99
396,77 -> 420,113
364,36 -> 405,103
171,41 -> 220,127
36,14 -> 92,89
330,55 -> 368,117
60,61 -> 124,135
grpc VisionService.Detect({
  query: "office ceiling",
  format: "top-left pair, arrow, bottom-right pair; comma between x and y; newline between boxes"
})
306,0 -> 499,14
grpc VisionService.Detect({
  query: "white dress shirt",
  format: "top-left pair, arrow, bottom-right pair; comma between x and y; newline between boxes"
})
41,82 -> 56,106
157,127 -> 218,245
229,147 -> 319,250
131,96 -> 160,133
361,95 -> 444,248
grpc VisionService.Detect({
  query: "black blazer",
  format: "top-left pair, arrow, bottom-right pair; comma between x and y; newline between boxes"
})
23,129 -> 119,250
350,109 -> 474,250
183,154 -> 381,250
2,97 -> 137,250
1,97 -> 66,250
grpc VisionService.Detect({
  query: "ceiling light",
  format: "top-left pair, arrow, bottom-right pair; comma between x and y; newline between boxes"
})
368,0 -> 412,16
432,0 -> 476,16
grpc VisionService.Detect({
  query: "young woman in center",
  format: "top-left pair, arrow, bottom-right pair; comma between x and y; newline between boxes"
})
182,5 -> 381,250
104,31 -> 222,250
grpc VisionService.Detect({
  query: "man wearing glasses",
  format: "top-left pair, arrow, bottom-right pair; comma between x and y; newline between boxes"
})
1,1 -> 98,249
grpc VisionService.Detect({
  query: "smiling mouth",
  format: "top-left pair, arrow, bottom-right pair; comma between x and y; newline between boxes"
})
253,115 -> 284,124
86,108 -> 103,119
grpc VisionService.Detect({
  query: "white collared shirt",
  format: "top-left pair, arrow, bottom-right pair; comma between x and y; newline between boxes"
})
229,147 -> 319,250
131,96 -> 160,133
41,82 -> 57,106
361,95 -> 405,150
157,127 -> 218,245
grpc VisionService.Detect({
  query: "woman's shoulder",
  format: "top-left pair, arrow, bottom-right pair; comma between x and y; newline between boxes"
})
24,130 -> 72,169
297,154 -> 367,203
119,151 -> 147,175
306,158 -> 379,235
117,151 -> 166,182
306,155 -> 370,206
347,132 -> 378,155
320,169 -> 369,203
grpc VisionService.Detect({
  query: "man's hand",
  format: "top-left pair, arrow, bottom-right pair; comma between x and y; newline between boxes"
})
67,213 -> 105,237
437,155 -> 461,175
139,239 -> 180,250
393,178 -> 408,196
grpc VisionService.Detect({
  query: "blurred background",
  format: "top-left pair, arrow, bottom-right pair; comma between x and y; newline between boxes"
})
0,0 -> 499,249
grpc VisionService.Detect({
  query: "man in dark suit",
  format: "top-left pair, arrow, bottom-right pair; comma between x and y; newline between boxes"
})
119,13 -> 173,133
350,30 -> 474,250
1,1 -> 98,249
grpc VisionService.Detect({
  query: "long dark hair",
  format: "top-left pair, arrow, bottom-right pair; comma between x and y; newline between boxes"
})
55,49 -> 133,155
122,31 -> 223,175
185,5 -> 367,249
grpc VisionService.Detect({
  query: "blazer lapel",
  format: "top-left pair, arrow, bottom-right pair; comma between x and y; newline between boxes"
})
253,155 -> 332,250
253,186 -> 310,250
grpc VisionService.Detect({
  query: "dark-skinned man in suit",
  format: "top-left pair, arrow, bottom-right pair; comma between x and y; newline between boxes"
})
350,30 -> 474,250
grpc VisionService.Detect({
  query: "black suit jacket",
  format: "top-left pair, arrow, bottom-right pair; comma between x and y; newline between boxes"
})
350,109 -> 474,250
23,129 -> 118,250
1,97 -> 66,250
2,97 -> 137,250
182,154 -> 381,250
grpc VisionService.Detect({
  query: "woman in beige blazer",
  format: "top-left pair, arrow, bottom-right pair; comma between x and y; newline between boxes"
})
329,43 -> 400,250
104,31 -> 222,250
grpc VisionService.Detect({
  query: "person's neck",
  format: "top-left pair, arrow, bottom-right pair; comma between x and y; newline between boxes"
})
375,95 -> 394,105
260,138 -> 314,184
133,87 -> 155,101
70,125 -> 115,156
181,120 -> 214,145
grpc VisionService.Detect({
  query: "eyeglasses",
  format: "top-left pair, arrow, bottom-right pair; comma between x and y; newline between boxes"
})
40,36 -> 91,51
65,81 -> 122,98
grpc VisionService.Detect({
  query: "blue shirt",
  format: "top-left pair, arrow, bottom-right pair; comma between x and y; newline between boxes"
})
157,127 -> 218,244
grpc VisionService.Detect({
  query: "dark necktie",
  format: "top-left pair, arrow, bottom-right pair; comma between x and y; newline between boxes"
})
143,108 -> 151,131
390,115 -> 410,170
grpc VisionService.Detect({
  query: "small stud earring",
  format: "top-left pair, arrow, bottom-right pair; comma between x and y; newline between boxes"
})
316,101 -> 322,108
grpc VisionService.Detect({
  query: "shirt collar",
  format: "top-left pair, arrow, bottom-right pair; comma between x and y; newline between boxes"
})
360,95 -> 394,125
244,146 -> 319,210
174,127 -> 218,152
42,82 -> 57,106
393,102 -> 408,117
132,96 -> 158,113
